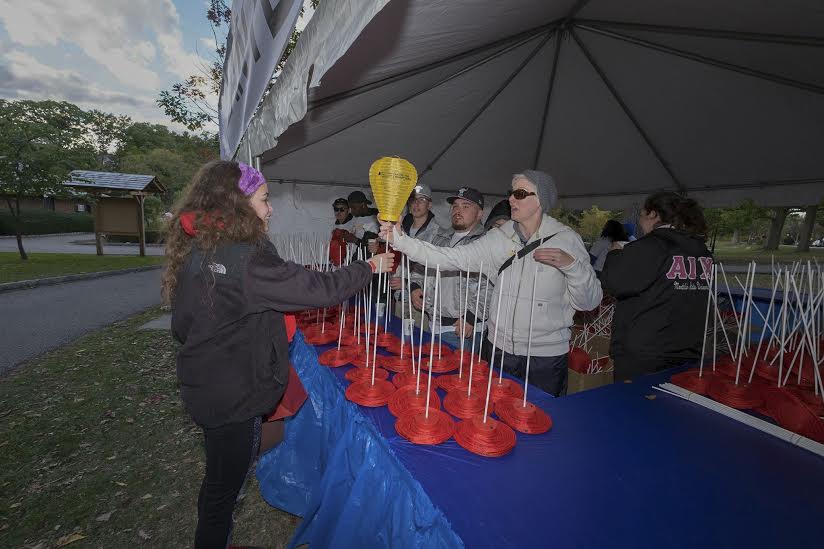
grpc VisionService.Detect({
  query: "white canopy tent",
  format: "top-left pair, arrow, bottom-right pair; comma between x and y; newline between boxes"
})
240,0 -> 824,232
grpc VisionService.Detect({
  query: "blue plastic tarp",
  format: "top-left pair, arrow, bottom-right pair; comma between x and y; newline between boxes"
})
256,331 -> 463,548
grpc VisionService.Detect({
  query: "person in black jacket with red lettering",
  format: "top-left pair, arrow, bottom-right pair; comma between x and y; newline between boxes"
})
601,192 -> 712,382
162,160 -> 394,549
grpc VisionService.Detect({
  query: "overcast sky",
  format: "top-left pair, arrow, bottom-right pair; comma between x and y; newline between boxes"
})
0,0 -> 315,131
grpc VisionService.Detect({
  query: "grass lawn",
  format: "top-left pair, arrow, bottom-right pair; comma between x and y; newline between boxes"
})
713,242 -> 824,264
0,253 -> 165,284
0,308 -> 299,548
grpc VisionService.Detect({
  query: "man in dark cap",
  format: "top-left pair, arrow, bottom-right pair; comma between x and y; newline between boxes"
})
409,186 -> 490,349
344,190 -> 379,246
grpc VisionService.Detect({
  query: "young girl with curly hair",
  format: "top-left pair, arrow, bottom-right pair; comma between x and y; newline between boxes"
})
162,160 -> 393,548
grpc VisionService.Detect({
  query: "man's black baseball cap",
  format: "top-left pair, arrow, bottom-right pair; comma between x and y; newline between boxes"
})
446,186 -> 484,209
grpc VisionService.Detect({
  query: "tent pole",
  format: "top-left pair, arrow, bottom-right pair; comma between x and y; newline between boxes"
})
569,27 -> 685,193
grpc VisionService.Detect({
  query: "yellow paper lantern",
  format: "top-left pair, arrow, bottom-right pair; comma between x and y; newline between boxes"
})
368,157 -> 418,222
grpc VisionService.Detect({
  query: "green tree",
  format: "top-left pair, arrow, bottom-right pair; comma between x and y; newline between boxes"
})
158,0 -> 321,132
119,148 -> 194,204
86,110 -> 131,169
0,100 -> 96,259
782,209 -> 804,245
549,207 -> 581,232
705,200 -> 770,245
578,206 -> 621,243
718,200 -> 769,244
117,123 -> 218,205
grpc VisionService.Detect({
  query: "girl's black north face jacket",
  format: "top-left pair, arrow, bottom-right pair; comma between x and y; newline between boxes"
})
172,238 -> 372,428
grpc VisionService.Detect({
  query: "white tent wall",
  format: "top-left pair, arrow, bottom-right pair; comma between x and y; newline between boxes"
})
244,1 -> 824,211
267,182 -> 495,238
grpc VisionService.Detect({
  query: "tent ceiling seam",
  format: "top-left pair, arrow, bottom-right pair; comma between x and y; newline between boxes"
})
304,19 -> 564,114
532,29 -> 564,169
566,0 -> 594,21
419,31 -> 555,179
570,26 -> 686,193
265,30 -> 553,164
574,19 -> 824,48
578,24 -> 824,96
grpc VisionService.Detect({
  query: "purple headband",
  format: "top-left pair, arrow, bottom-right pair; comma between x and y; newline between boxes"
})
238,162 -> 266,196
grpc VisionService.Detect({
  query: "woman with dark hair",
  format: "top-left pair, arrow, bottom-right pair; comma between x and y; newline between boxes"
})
600,192 -> 712,382
163,160 -> 394,548
588,219 -> 629,273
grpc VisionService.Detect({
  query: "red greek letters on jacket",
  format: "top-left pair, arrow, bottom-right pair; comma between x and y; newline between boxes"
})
666,255 -> 713,280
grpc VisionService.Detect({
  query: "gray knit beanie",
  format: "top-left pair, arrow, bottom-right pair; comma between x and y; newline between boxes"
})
519,170 -> 558,214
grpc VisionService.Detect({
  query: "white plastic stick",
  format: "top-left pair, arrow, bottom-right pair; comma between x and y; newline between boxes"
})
336,299 -> 346,351
416,261 -> 429,393
458,265 -> 472,379
484,269 -> 506,422
698,260 -> 714,378
522,262 -> 539,407
384,245 -> 392,333
719,263 -> 741,336
735,262 -> 755,385
500,261 -> 517,383
321,242 -> 330,333
406,256 -> 417,375
370,261 -> 383,386
779,269 -> 789,386
467,261 -> 484,398
364,265 -> 373,371
425,266 -> 441,418
399,256 -> 406,358
477,269 -> 491,359
437,277 -> 443,360
748,267 -> 781,384
712,264 -> 718,370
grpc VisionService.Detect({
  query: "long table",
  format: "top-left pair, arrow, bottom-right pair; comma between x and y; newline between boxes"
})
257,327 -> 824,548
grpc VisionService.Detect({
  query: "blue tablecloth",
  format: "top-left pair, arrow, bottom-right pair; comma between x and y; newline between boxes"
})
258,324 -> 824,548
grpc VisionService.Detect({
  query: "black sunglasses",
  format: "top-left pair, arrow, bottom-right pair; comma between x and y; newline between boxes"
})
333,207 -> 348,212
508,189 -> 537,200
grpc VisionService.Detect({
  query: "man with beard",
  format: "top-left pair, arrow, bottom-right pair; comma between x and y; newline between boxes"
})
345,190 -> 379,250
409,187 -> 489,349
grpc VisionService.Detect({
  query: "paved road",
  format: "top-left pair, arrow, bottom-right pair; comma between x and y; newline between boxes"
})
0,269 -> 162,374
0,233 -> 164,256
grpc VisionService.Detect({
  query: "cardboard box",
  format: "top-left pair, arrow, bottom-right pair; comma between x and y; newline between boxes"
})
568,328 -> 614,394
568,358 -> 614,394
572,327 -> 611,359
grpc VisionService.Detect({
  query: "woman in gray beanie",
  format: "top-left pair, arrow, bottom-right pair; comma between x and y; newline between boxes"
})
380,171 -> 601,397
